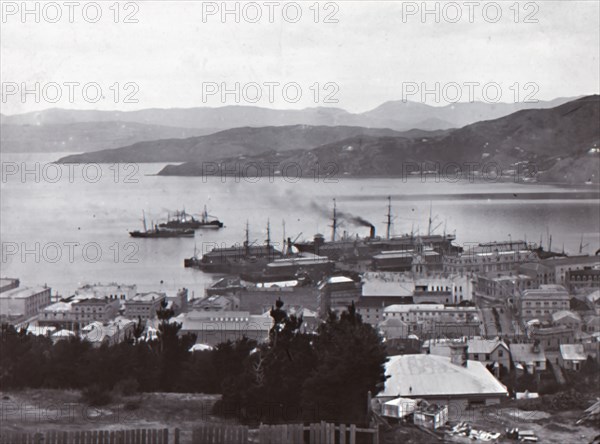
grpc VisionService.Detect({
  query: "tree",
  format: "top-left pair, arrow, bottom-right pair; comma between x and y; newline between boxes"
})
218,299 -> 315,423
301,302 -> 388,424
155,299 -> 196,391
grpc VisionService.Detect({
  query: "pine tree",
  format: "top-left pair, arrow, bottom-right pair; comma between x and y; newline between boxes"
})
301,302 -> 388,424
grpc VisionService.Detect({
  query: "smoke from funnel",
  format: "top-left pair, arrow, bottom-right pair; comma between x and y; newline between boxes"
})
309,201 -> 374,229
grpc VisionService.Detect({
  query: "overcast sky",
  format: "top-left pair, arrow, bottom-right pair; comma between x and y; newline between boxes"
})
1,1 -> 599,114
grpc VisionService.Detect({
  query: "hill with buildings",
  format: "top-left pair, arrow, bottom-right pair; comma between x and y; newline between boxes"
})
157,96 -> 600,184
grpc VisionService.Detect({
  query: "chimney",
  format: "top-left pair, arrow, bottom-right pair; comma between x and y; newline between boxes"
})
369,225 -> 376,240
449,342 -> 468,367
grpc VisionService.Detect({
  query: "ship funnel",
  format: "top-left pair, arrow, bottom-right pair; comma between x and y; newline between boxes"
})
369,225 -> 375,240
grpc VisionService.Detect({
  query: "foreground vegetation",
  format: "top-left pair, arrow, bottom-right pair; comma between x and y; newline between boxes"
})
0,301 -> 387,425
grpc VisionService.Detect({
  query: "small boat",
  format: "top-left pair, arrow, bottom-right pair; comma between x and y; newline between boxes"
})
159,206 -> 223,230
129,211 -> 195,238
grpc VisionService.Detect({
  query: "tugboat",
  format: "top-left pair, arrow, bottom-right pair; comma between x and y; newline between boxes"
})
129,211 -> 195,238
159,206 -> 223,230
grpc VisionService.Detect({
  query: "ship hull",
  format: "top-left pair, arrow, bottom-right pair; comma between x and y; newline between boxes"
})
129,230 -> 195,238
160,220 -> 224,230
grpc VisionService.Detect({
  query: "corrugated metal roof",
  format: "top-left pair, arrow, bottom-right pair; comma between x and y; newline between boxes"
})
560,344 -> 587,361
379,354 -> 508,398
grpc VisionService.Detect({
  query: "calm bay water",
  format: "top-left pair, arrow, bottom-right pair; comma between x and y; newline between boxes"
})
1,152 -> 599,298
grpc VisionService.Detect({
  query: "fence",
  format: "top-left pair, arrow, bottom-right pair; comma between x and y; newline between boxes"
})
259,422 -> 379,444
191,425 -> 247,444
1,423 -> 379,444
0,428 -> 177,444
192,422 -> 379,444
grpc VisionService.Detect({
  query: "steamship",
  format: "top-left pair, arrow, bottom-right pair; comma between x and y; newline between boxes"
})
159,206 -> 224,230
184,221 -> 282,273
292,198 -> 461,261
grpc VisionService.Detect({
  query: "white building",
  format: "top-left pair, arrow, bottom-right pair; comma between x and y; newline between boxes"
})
378,349 -> 508,410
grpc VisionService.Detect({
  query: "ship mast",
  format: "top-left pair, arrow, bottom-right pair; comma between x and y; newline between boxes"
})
282,219 -> 286,256
142,210 -> 147,232
266,219 -> 271,248
244,220 -> 250,256
427,202 -> 433,236
386,196 -> 392,240
331,198 -> 338,242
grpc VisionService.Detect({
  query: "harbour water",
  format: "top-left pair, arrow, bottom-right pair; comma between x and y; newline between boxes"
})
2,152 -> 599,298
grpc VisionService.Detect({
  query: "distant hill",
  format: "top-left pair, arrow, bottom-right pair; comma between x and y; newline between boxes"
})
0,121 -> 216,153
2,97 -> 577,138
157,95 -> 600,184
361,97 -> 578,129
56,125 -> 416,163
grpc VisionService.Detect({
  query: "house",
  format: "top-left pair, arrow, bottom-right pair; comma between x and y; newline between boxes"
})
237,284 -> 319,315
317,276 -> 362,317
423,338 -> 510,375
531,325 -> 576,351
383,304 -> 481,338
444,241 -> 537,275
124,292 -> 166,320
165,288 -> 189,314
541,256 -> 600,286
361,272 -> 475,304
586,290 -> 600,314
0,285 -> 52,323
518,262 -> 554,288
517,285 -> 570,322
179,310 -> 273,346
509,343 -> 546,373
356,297 -> 398,325
466,338 -> 510,373
379,317 -> 410,339
583,315 -> 600,334
477,272 -> 536,300
71,297 -> 120,327
551,310 -> 582,331
81,317 -> 136,347
0,278 -> 20,293
193,294 -> 240,312
377,344 -> 508,411
74,283 -> 137,304
566,267 -> 600,292
39,301 -> 74,328
559,344 -> 588,371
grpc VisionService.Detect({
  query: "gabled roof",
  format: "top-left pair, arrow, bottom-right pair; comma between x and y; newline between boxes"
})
0,286 -> 49,299
509,344 -> 546,363
466,338 -> 509,355
379,354 -> 508,398
43,302 -> 72,312
380,317 -> 408,327
552,310 -> 582,323
560,344 -> 587,361
586,290 -> 600,303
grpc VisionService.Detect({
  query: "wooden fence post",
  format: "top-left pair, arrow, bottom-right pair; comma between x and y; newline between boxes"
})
372,424 -> 379,444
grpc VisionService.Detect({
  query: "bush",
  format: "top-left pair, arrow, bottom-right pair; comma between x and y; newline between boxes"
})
124,400 -> 140,411
81,384 -> 112,406
113,377 -> 140,397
